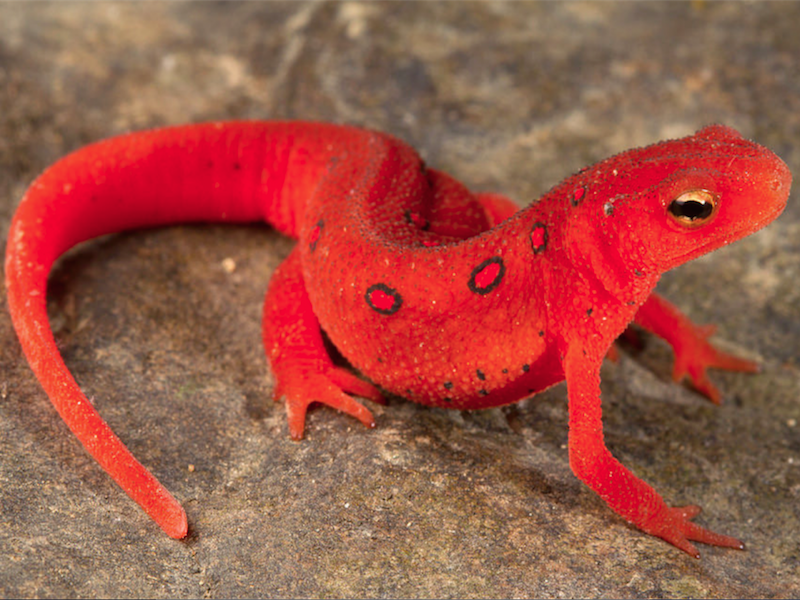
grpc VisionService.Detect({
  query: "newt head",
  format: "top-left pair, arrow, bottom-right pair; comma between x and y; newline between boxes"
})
567,124 -> 792,296
652,124 -> 791,269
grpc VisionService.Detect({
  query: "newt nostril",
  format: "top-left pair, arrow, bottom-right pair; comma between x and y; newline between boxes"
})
779,170 -> 792,193
764,159 -> 792,203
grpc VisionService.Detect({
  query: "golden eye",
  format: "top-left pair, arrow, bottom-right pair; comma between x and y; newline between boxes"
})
667,190 -> 718,227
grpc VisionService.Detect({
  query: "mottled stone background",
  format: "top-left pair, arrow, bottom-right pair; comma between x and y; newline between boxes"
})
1,2 -> 799,598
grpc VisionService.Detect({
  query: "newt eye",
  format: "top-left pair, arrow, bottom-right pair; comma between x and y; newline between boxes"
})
668,190 -> 718,227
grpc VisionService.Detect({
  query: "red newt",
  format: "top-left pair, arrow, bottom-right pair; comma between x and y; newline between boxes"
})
4,121 -> 791,556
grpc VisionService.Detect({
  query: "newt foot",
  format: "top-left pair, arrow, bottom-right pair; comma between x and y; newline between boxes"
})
643,504 -> 745,558
671,324 -> 759,404
277,366 -> 384,440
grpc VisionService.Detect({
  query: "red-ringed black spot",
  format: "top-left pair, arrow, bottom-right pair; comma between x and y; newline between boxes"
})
365,283 -> 402,315
405,210 -> 429,231
571,186 -> 586,207
468,256 -> 505,295
476,369 -> 486,381
443,381 -> 453,390
309,219 -> 324,252
530,222 -> 548,255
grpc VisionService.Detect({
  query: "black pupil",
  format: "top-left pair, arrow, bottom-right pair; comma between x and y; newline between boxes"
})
670,198 -> 713,221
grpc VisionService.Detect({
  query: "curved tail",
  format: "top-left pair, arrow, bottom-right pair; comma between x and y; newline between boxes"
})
4,121 -> 364,537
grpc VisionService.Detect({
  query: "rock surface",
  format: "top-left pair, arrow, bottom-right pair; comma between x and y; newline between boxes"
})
1,2 -> 799,598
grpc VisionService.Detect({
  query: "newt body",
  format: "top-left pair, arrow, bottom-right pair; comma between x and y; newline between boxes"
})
5,121 -> 791,556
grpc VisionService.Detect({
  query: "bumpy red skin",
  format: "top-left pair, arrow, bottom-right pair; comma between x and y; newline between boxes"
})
5,122 -> 791,555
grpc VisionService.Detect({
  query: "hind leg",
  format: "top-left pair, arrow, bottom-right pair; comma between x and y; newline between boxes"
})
263,247 -> 384,439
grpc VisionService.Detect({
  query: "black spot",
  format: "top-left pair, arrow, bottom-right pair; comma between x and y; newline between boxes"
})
309,219 -> 324,252
530,222 -> 548,255
476,369 -> 486,380
443,397 -> 452,403
586,308 -> 593,317
405,210 -> 429,231
479,389 -> 488,396
444,381 -> 453,390
522,364 -> 530,372
468,256 -> 506,295
365,283 -> 403,316
571,186 -> 587,207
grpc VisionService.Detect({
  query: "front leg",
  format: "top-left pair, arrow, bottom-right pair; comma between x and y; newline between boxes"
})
564,344 -> 744,557
262,247 -> 384,440
633,293 -> 758,403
